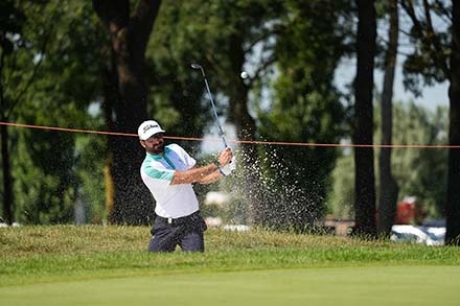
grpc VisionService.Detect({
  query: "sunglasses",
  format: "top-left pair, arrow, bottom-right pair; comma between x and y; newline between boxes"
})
145,133 -> 164,141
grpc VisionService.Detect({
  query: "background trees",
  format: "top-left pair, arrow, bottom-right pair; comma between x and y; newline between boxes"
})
352,0 -> 377,237
1,1 -> 106,224
0,0 -> 25,225
377,0 -> 399,236
254,0 -> 351,231
92,0 -> 163,225
0,0 -> 457,244
328,102 -> 448,221
399,0 -> 460,245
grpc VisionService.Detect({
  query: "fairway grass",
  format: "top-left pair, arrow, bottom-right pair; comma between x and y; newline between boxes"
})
1,225 -> 459,305
1,266 -> 459,306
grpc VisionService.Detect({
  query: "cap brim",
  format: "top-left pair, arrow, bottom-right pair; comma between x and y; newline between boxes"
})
139,129 -> 166,140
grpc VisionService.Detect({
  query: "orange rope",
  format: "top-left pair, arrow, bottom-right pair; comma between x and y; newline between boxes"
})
1,121 -> 457,149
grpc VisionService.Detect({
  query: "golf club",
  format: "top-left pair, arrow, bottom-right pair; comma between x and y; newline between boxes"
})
191,63 -> 228,148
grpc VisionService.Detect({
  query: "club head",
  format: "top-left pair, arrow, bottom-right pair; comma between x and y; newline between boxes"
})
191,63 -> 205,77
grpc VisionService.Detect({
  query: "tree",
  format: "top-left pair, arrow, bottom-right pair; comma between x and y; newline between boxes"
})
255,0 -> 351,231
145,0 -> 217,153
377,0 -> 400,235
92,0 -> 162,224
352,0 -> 377,237
0,1 -> 97,224
146,0 -> 287,225
6,1 -> 107,224
386,103 -> 447,218
1,1 -> 89,223
192,0 -> 284,225
399,0 -> 460,245
446,1 -> 460,244
0,0 -> 25,224
329,102 -> 448,223
150,0 -> 353,230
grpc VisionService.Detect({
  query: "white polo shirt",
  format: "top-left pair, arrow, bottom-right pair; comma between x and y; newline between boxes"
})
140,144 -> 199,218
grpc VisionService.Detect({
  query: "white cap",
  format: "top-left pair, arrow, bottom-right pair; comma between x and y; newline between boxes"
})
138,120 -> 165,140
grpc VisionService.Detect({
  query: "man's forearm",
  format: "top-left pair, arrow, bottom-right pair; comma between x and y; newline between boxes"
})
170,163 -> 219,185
197,169 -> 224,185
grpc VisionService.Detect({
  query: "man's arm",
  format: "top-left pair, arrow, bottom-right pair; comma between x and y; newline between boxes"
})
170,147 -> 233,185
196,169 -> 225,185
170,163 -> 220,185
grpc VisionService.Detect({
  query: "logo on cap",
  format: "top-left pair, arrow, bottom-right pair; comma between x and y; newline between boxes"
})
143,124 -> 159,133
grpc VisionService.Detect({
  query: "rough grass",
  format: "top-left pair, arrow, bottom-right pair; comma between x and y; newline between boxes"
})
1,226 -> 460,306
1,225 -> 459,287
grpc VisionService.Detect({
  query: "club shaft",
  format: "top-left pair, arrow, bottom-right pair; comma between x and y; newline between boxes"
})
202,74 -> 228,148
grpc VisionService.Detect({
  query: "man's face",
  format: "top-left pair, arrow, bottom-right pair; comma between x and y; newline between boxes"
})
140,133 -> 165,154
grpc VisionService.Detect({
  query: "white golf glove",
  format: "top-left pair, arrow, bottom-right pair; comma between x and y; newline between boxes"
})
219,157 -> 236,176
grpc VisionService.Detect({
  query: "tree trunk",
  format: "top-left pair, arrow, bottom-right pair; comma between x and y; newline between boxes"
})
352,0 -> 377,237
101,63 -> 117,222
93,0 -> 162,224
1,122 -> 13,225
377,0 -> 399,235
225,34 -> 261,226
1,48 -> 13,224
232,83 -> 261,225
446,0 -> 460,245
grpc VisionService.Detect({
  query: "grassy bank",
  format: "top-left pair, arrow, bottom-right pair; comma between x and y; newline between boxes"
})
1,225 -> 458,285
1,226 -> 459,305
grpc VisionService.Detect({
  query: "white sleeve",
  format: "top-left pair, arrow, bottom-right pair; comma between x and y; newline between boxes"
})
170,144 -> 196,169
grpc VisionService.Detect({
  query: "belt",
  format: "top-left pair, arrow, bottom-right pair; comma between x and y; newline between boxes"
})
156,211 -> 201,226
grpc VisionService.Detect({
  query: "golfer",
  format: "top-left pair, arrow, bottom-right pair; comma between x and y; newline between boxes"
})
138,120 -> 234,252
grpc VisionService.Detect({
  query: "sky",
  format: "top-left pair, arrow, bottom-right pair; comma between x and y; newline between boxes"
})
377,65 -> 449,111
392,76 -> 449,111
335,58 -> 449,112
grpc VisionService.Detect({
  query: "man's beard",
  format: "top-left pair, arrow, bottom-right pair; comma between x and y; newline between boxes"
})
149,140 -> 165,154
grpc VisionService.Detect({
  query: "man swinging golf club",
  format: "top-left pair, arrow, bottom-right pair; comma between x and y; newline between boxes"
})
138,119 -> 235,252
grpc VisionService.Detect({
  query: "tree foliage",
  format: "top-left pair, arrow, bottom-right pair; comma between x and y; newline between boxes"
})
0,0 -> 456,242
399,0 -> 460,245
254,0 -> 351,231
0,0 -> 26,224
377,0 -> 399,235
92,0 -> 162,225
145,0 -> 216,154
352,0 -> 377,237
1,0 -> 106,224
329,102 -> 448,221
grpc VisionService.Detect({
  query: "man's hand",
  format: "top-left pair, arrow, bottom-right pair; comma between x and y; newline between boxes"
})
219,156 -> 236,176
217,147 -> 233,166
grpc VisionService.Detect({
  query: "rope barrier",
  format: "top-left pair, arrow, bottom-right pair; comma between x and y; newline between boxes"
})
1,120 -> 457,149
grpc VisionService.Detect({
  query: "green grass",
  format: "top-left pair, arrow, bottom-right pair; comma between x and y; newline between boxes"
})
1,225 -> 459,305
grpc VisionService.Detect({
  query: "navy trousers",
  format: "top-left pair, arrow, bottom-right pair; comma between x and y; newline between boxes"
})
148,211 -> 207,252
